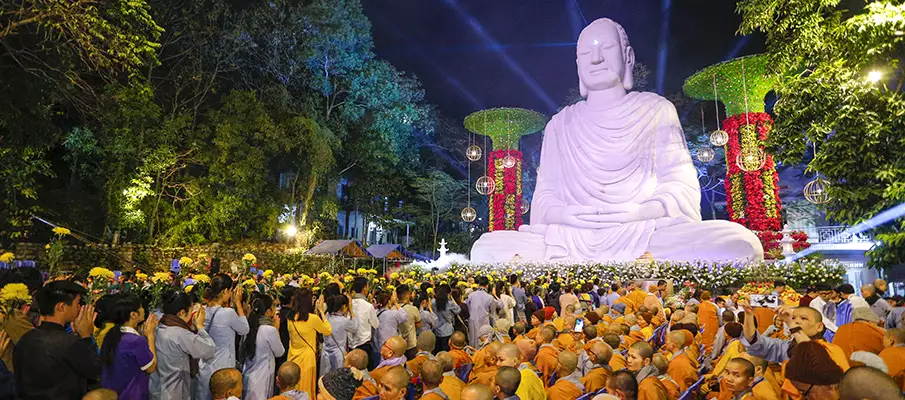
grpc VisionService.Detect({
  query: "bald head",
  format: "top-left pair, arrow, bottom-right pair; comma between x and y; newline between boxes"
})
538,327 -> 556,344
671,310 -> 686,323
607,370 -> 638,399
515,338 -> 536,361
421,360 -> 443,387
838,366 -> 905,400
862,284 -> 877,297
667,331 -> 687,349
602,333 -> 621,350
381,366 -> 411,391
484,342 -> 502,367
739,353 -> 767,376
451,331 -> 467,349
277,361 -> 301,390
795,306 -> 823,323
888,328 -> 905,345
630,342 -> 654,361
82,389 -> 118,400
495,367 -> 521,397
729,358 -> 755,378
345,349 -> 369,370
652,353 -> 669,375
387,336 -> 407,357
583,324 -> 597,340
497,344 -> 521,367
462,383 -> 494,400
436,352 -> 455,372
557,351 -> 579,376
210,368 -> 243,399
563,315 -> 577,330
590,341 -> 613,366
513,321 -> 526,335
418,331 -> 437,352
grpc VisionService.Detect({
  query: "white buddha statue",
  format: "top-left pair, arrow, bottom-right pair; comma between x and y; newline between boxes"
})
471,18 -> 764,263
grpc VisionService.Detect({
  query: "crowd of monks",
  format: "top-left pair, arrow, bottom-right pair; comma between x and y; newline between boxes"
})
340,280 -> 905,400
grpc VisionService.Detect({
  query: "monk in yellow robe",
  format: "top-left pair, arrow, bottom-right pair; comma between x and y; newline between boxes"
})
497,342 -> 546,400
709,322 -> 745,378
534,327 -> 560,388
436,352 -> 466,400
448,332 -> 473,369
580,341 -> 613,393
832,308 -> 885,358
546,351 -> 585,400
663,331 -> 699,392
738,353 -> 780,400
698,291 -> 720,353
880,328 -> 905,390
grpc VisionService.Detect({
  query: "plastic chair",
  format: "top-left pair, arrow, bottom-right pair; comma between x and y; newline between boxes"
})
361,396 -> 379,400
547,371 -> 559,387
456,363 -> 474,382
678,376 -> 707,400
575,392 -> 595,400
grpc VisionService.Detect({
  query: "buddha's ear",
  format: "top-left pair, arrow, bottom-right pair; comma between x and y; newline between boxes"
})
623,46 -> 636,91
578,59 -> 588,98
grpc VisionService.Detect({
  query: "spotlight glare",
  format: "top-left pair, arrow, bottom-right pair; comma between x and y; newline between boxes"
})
284,225 -> 297,237
867,70 -> 883,83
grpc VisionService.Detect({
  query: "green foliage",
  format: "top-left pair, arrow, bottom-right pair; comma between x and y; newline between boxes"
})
737,0 -> 905,269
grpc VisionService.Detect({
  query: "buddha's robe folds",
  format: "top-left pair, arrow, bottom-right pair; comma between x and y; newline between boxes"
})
471,92 -> 763,263
832,320 -> 885,358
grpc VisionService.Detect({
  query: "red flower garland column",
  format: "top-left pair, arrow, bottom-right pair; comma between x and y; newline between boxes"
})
722,112 -> 783,256
487,150 -> 523,232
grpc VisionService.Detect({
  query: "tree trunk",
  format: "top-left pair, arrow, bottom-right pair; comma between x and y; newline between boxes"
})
300,173 -> 318,227
344,210 -> 351,239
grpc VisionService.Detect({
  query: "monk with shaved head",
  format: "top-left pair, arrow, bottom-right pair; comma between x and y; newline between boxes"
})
881,328 -> 905,388
449,331 -> 473,369
436,352 -> 466,400
421,360 -> 448,400
378,366 -> 411,400
626,342 -> 668,400
344,350 -> 378,400
544,351 -> 583,400
580,341 -> 613,393
496,344 -> 545,400
601,333 -> 625,371
839,366 -> 905,400
652,353 -> 680,400
372,336 -> 408,383
535,327 -> 560,388
663,330 -> 697,391
462,383 -> 495,400
469,341 -> 502,386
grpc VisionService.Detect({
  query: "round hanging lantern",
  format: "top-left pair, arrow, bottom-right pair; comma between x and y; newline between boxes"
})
461,207 -> 477,222
466,145 -> 482,161
520,198 -> 530,214
736,147 -> 766,172
476,176 -> 495,195
710,130 -> 729,146
697,147 -> 715,163
804,177 -> 831,204
502,155 -> 517,169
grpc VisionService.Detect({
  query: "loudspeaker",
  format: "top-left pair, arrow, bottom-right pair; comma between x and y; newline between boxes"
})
210,257 -> 221,275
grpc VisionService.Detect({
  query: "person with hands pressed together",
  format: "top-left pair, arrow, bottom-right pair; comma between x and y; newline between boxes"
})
15,280 -> 100,400
99,293 -> 160,399
150,291 -> 216,400
287,288 -> 333,397
198,274 -> 250,400
738,298 -> 849,371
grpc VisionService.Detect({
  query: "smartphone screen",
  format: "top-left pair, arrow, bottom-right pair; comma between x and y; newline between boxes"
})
574,318 -> 585,332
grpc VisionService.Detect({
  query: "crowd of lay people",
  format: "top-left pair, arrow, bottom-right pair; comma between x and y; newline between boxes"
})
1,265 -> 905,400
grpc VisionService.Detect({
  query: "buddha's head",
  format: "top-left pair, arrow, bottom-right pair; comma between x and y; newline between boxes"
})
576,18 -> 635,98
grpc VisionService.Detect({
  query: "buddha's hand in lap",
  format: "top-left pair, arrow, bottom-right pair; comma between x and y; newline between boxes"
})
575,202 -> 666,224
529,205 -> 624,230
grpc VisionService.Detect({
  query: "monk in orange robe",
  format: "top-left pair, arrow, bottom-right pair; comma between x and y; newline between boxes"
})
580,341 -> 613,393
545,351 -> 585,400
602,333 -> 625,371
534,327 -> 560,388
345,350 -> 378,400
737,353 -> 780,400
468,342 -> 501,386
448,332 -> 473,369
713,359 -> 757,400
626,342 -> 669,400
420,360 -> 449,400
377,367 -> 411,400
880,328 -> 905,390
698,291 -> 720,354
664,331 -> 699,392
436,352 -> 465,400
652,354 -> 679,400
832,309 -> 885,358
371,336 -> 407,383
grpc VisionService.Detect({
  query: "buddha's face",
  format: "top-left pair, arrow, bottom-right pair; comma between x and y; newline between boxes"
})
576,20 -> 634,96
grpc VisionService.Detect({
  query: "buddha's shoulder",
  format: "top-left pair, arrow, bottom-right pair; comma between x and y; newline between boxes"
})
554,92 -> 677,125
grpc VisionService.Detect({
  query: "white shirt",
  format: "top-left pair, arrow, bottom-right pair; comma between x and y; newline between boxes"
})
809,297 -> 837,333
349,294 -> 379,348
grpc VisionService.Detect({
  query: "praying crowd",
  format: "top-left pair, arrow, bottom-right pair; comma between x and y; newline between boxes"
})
1,264 -> 905,400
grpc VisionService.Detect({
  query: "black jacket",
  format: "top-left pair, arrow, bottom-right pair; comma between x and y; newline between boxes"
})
14,322 -> 100,400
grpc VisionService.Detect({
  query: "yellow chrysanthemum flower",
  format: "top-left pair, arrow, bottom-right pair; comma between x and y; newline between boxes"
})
52,227 -> 71,236
427,287 -> 434,295
136,272 -> 148,281
44,244 -> 51,250
0,253 -> 14,263
319,272 -> 332,279
344,276 -> 354,283
263,270 -> 274,278
0,283 -> 31,304
368,269 -> 377,275
283,274 -> 292,281
179,257 -> 193,266
243,279 -> 256,287
274,281 -> 286,289
198,253 -> 208,259
386,285 -> 396,291
89,267 -> 115,279
390,272 -> 399,280
184,285 -> 194,293
242,253 -> 257,263
356,268 -> 367,275
193,274 -> 211,283
301,274 -> 311,281
152,272 -> 171,283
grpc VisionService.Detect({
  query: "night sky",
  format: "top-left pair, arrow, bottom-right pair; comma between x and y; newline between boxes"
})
362,0 -> 765,120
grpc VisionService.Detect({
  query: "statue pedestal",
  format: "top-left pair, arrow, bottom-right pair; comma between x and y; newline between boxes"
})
470,231 -> 546,263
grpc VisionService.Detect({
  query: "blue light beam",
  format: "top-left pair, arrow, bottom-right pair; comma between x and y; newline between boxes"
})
442,0 -> 559,113
655,0 -> 673,94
